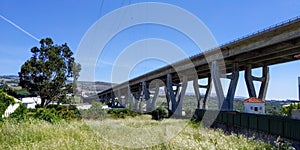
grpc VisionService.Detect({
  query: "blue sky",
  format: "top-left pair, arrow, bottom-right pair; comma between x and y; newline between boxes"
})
1,0 -> 300,100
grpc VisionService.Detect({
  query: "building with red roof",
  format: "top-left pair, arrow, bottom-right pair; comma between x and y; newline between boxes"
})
244,97 -> 265,114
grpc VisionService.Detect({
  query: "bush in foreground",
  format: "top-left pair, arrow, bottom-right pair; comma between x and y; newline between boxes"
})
9,103 -> 28,121
0,90 -> 15,121
7,104 -> 82,123
151,107 -> 170,120
80,102 -> 107,120
107,108 -> 139,119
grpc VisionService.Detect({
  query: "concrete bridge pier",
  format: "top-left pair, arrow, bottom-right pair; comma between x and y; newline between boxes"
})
110,92 -> 116,107
211,61 -> 239,110
223,63 -> 239,110
140,81 -> 149,113
245,64 -> 270,100
193,76 -> 211,109
124,86 -> 132,108
165,74 -> 188,116
132,92 -> 141,111
144,81 -> 159,112
211,61 -> 226,110
150,83 -> 160,111
117,89 -> 123,106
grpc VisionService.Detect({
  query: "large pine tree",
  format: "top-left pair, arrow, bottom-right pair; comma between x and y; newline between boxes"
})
19,38 -> 81,107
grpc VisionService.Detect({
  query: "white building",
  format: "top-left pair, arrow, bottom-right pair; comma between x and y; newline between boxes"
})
2,98 -> 21,118
21,97 -> 41,109
244,97 -> 265,114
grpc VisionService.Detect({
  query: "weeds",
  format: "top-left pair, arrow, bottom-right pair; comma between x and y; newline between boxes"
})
0,116 -> 275,149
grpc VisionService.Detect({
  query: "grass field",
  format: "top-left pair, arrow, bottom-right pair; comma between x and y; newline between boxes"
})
0,115 -> 274,150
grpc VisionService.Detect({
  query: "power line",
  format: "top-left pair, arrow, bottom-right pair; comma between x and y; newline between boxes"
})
0,14 -> 40,42
98,0 -> 105,17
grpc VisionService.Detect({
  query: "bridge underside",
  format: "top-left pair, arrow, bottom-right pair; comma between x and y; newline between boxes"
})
97,17 -> 300,116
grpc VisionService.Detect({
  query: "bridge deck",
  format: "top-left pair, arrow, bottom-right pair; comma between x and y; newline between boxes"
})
99,16 -> 300,95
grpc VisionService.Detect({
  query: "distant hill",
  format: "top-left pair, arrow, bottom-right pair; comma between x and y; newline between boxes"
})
0,75 -> 115,96
0,75 -> 19,80
77,81 -> 116,96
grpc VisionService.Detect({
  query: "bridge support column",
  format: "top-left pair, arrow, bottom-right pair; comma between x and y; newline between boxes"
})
100,95 -> 104,103
150,84 -> 159,111
110,92 -> 116,107
211,61 -> 225,110
141,81 -> 150,113
165,74 -> 187,116
133,92 -> 141,111
125,86 -> 132,108
104,94 -> 108,104
245,64 -> 269,100
164,86 -> 171,110
211,61 -> 239,110
145,81 -> 160,112
193,76 -> 212,109
223,63 -> 239,110
117,89 -> 122,107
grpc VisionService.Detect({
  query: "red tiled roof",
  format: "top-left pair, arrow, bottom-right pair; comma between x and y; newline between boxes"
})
294,54 -> 300,59
243,97 -> 265,103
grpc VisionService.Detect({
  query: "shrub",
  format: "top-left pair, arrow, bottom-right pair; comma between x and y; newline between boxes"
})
188,118 -> 202,128
107,108 -> 139,119
80,102 -> 107,120
33,108 -> 62,123
32,104 -> 82,123
44,104 -> 82,120
9,103 -> 28,121
0,91 -> 15,117
281,102 -> 300,116
151,107 -> 170,120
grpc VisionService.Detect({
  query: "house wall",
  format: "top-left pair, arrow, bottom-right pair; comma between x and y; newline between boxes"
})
291,109 -> 300,120
2,103 -> 20,117
23,103 -> 37,109
21,97 -> 41,109
244,103 -> 265,114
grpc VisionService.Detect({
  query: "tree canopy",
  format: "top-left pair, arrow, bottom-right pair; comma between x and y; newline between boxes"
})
19,38 -> 81,107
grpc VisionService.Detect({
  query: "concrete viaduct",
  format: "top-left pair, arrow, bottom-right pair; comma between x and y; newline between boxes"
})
97,16 -> 300,116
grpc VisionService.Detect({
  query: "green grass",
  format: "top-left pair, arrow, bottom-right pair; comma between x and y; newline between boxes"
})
0,116 -> 274,150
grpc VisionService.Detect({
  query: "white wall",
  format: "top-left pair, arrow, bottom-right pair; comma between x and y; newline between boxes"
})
22,97 -> 41,109
291,109 -> 300,120
2,97 -> 21,118
244,103 -> 265,114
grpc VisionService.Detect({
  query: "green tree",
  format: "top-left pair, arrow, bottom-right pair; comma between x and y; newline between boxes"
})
281,102 -> 300,116
19,38 -> 81,107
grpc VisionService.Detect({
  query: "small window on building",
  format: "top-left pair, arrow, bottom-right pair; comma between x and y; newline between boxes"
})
259,107 -> 262,110
254,107 -> 258,111
250,106 -> 253,110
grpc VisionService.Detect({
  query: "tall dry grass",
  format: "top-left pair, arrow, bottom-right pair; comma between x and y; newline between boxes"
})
0,116 -> 274,149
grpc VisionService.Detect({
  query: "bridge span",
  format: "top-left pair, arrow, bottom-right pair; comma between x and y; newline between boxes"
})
97,16 -> 300,115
